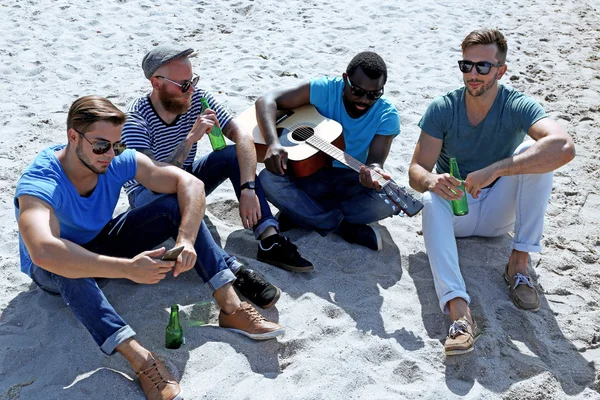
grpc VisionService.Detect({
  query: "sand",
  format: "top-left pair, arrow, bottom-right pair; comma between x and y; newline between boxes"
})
0,0 -> 599,399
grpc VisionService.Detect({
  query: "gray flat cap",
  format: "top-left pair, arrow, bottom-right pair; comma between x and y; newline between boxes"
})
142,45 -> 194,79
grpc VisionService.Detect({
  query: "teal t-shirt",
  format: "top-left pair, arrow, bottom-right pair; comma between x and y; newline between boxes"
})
14,145 -> 138,276
310,76 -> 400,168
418,85 -> 547,180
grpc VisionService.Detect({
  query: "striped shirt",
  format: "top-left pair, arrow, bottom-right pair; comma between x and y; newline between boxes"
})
121,87 -> 232,195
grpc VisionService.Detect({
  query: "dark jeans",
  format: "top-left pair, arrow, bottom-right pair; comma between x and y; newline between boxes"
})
31,194 -> 237,355
259,167 -> 401,236
129,145 -> 278,239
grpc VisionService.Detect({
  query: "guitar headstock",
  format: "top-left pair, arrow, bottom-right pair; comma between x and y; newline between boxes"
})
382,179 -> 424,217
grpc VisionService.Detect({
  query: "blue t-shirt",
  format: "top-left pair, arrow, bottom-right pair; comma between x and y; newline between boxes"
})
14,145 -> 138,276
418,84 -> 547,180
309,76 -> 400,168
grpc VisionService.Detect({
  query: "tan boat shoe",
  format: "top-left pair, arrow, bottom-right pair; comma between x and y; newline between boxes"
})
444,317 -> 479,356
504,265 -> 540,311
137,357 -> 182,400
219,301 -> 285,340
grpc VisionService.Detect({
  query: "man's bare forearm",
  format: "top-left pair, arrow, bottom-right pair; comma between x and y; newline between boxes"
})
164,139 -> 195,168
175,176 -> 205,243
490,135 -> 575,178
409,164 -> 435,193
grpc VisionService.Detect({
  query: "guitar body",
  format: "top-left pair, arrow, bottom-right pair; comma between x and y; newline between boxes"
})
235,104 -> 345,177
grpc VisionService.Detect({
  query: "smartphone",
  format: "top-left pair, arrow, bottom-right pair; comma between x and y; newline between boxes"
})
160,245 -> 184,261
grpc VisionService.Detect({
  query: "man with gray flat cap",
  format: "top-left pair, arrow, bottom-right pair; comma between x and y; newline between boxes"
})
122,46 -> 313,300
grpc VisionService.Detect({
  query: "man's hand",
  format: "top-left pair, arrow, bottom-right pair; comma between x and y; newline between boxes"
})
427,173 -> 465,201
264,143 -> 288,175
359,165 -> 390,190
128,248 -> 174,284
464,166 -> 497,199
187,109 -> 219,143
239,189 -> 261,229
172,239 -> 197,278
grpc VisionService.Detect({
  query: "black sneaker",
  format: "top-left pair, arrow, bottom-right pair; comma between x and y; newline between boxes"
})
233,266 -> 281,309
336,221 -> 382,251
257,235 -> 314,273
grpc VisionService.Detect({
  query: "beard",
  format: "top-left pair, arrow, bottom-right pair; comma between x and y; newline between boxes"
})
76,142 -> 107,175
158,89 -> 192,115
465,75 -> 497,97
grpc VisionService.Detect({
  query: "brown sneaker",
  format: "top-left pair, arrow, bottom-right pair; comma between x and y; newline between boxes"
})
136,357 -> 182,400
504,265 -> 540,311
219,301 -> 285,340
444,317 -> 479,356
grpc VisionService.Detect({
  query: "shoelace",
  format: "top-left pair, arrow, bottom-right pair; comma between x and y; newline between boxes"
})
512,273 -> 534,289
141,360 -> 168,390
448,319 -> 469,339
242,304 -> 267,323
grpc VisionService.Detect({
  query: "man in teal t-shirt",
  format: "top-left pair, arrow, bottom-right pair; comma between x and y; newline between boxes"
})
408,29 -> 576,356
255,51 -> 401,254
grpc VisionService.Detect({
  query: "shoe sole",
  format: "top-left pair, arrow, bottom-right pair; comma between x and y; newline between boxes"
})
503,272 -> 540,312
171,390 -> 184,400
224,326 -> 285,340
257,256 -> 314,273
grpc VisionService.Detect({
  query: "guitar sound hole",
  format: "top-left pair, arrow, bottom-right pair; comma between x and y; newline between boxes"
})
291,126 -> 314,142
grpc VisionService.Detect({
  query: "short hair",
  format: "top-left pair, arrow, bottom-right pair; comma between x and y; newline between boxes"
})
346,51 -> 388,84
461,28 -> 508,64
66,95 -> 126,133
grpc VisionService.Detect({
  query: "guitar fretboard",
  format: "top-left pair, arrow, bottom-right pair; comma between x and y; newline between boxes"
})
305,134 -> 389,186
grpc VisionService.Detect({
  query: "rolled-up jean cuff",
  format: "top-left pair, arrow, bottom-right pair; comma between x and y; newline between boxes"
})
208,269 -> 237,292
101,325 -> 136,355
440,291 -> 471,314
254,217 -> 278,239
511,242 -> 542,253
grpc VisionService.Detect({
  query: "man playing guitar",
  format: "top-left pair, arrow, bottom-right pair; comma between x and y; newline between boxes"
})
255,51 -> 403,252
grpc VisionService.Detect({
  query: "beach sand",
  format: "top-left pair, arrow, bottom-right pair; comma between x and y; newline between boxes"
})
0,0 -> 599,398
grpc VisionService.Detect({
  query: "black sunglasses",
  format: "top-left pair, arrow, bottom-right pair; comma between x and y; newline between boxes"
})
76,130 -> 127,156
458,60 -> 503,75
156,74 -> 200,93
345,76 -> 384,100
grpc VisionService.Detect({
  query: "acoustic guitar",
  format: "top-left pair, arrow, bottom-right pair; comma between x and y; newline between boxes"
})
235,104 -> 424,217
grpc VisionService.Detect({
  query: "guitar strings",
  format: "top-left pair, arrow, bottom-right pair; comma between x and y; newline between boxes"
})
285,124 -> 389,186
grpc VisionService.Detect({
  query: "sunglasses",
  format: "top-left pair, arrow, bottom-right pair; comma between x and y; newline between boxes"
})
458,60 -> 503,75
156,74 -> 200,93
76,130 -> 127,156
345,76 -> 384,100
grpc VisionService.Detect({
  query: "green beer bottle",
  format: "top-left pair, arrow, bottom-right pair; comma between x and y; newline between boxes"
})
165,305 -> 183,349
449,158 -> 469,216
200,97 -> 227,151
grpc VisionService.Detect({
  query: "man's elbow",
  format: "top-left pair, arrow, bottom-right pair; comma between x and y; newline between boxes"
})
561,140 -> 576,164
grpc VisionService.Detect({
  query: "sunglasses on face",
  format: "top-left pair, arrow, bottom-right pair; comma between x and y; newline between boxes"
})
156,74 -> 200,93
76,130 -> 127,156
345,76 -> 384,100
458,60 -> 503,75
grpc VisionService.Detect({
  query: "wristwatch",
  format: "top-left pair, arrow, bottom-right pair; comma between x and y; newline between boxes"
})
240,181 -> 256,191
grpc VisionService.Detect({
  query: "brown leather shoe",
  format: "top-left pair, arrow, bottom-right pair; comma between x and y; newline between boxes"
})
137,358 -> 182,400
444,317 -> 479,356
504,265 -> 540,311
219,301 -> 285,340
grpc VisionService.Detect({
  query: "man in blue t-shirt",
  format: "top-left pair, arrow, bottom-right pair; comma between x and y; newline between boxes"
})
408,29 -> 576,356
14,96 -> 285,400
255,51 -> 402,252
122,45 -> 313,274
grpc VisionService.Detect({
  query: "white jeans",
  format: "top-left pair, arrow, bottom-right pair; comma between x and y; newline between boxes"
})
421,141 -> 553,313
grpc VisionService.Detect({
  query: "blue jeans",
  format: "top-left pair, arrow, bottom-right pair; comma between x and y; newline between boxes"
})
129,145 -> 277,239
30,194 -> 237,355
421,141 -> 553,313
259,167 -> 400,236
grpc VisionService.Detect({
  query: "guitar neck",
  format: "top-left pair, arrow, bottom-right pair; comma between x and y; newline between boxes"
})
306,135 -> 388,185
